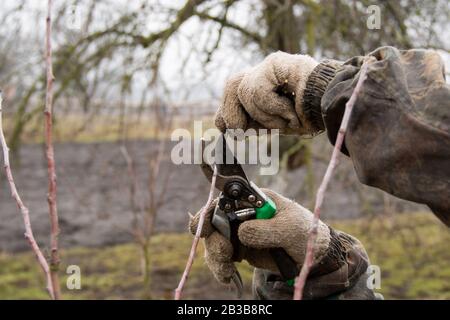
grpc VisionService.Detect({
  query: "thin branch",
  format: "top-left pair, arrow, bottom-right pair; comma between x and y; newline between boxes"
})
44,0 -> 61,300
154,114 -> 174,209
120,145 -> 146,245
293,58 -> 374,300
195,10 -> 263,45
174,165 -> 218,300
384,1 -> 412,48
203,1 -> 234,64
0,93 -> 55,299
71,0 -> 207,49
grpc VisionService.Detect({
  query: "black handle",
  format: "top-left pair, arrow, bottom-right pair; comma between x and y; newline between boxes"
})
269,248 -> 299,280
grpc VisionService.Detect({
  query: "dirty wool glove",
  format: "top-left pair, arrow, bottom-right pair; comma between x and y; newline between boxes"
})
215,51 -> 341,135
189,189 -> 331,284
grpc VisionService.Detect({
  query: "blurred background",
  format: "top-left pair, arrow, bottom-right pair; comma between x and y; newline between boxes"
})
0,0 -> 449,299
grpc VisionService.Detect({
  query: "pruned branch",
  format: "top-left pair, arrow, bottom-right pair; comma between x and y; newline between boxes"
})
0,93 -> 55,299
44,0 -> 61,300
293,58 -> 375,300
174,165 -> 218,300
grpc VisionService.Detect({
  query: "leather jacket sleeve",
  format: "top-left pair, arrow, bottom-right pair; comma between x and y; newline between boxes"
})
321,46 -> 450,226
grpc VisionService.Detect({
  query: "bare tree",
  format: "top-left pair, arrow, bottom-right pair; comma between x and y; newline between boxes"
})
120,105 -> 173,298
4,0 -> 449,151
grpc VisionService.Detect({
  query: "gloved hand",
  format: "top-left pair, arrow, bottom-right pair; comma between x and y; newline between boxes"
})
215,52 -> 319,135
189,188 -> 331,284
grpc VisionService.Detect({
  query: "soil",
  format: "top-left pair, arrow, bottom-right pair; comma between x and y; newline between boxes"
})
0,139 -> 426,252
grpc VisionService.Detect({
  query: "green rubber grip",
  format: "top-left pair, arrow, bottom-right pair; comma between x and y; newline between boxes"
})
255,198 -> 296,285
255,197 -> 277,219
286,279 -> 295,286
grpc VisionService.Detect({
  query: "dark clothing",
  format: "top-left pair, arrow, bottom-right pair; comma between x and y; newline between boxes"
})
320,46 -> 450,226
253,268 -> 381,300
253,229 -> 379,300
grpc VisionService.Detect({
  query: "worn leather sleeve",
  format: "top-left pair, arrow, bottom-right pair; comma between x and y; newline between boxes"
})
252,227 -> 373,300
321,46 -> 450,226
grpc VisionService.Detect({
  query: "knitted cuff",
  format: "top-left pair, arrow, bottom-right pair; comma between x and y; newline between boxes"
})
302,59 -> 342,132
309,227 -> 346,277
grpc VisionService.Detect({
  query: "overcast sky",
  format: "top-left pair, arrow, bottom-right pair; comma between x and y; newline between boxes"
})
1,0 -> 449,105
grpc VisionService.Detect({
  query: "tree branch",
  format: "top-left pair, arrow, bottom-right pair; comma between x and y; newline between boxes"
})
293,58 -> 375,300
174,164 -> 217,300
0,93 -> 55,299
384,1 -> 412,48
44,0 -> 61,300
195,10 -> 263,45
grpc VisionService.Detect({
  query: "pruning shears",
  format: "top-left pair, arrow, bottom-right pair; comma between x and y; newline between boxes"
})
200,134 -> 299,297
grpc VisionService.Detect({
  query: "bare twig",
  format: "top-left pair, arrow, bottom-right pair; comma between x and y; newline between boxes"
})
120,108 -> 173,299
195,10 -> 263,45
0,93 -> 55,299
44,0 -> 61,300
120,145 -> 146,245
293,58 -> 374,300
174,165 -> 218,300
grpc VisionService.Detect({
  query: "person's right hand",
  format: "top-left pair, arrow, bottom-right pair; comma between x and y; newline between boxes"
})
188,188 -> 332,285
214,51 -> 319,135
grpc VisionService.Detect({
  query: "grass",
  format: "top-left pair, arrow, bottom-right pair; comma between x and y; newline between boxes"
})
0,233 -> 255,300
0,212 -> 448,299
3,114 -> 216,145
331,212 -> 450,299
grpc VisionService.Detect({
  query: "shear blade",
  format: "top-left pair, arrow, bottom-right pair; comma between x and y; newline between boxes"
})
216,134 -> 248,180
231,270 -> 243,298
200,135 -> 249,190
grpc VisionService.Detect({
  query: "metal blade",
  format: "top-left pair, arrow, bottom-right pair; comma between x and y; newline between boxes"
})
211,206 -> 231,240
200,135 -> 249,191
200,139 -> 228,191
231,270 -> 243,298
216,134 -> 248,181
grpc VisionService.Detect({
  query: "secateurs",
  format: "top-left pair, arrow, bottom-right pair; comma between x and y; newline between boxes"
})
200,134 -> 299,297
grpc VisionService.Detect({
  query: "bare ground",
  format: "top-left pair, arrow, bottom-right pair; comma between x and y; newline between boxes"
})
0,139 -> 426,252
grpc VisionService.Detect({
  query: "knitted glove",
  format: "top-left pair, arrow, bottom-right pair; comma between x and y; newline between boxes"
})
215,51 -> 342,135
215,52 -> 319,135
189,189 -> 331,284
